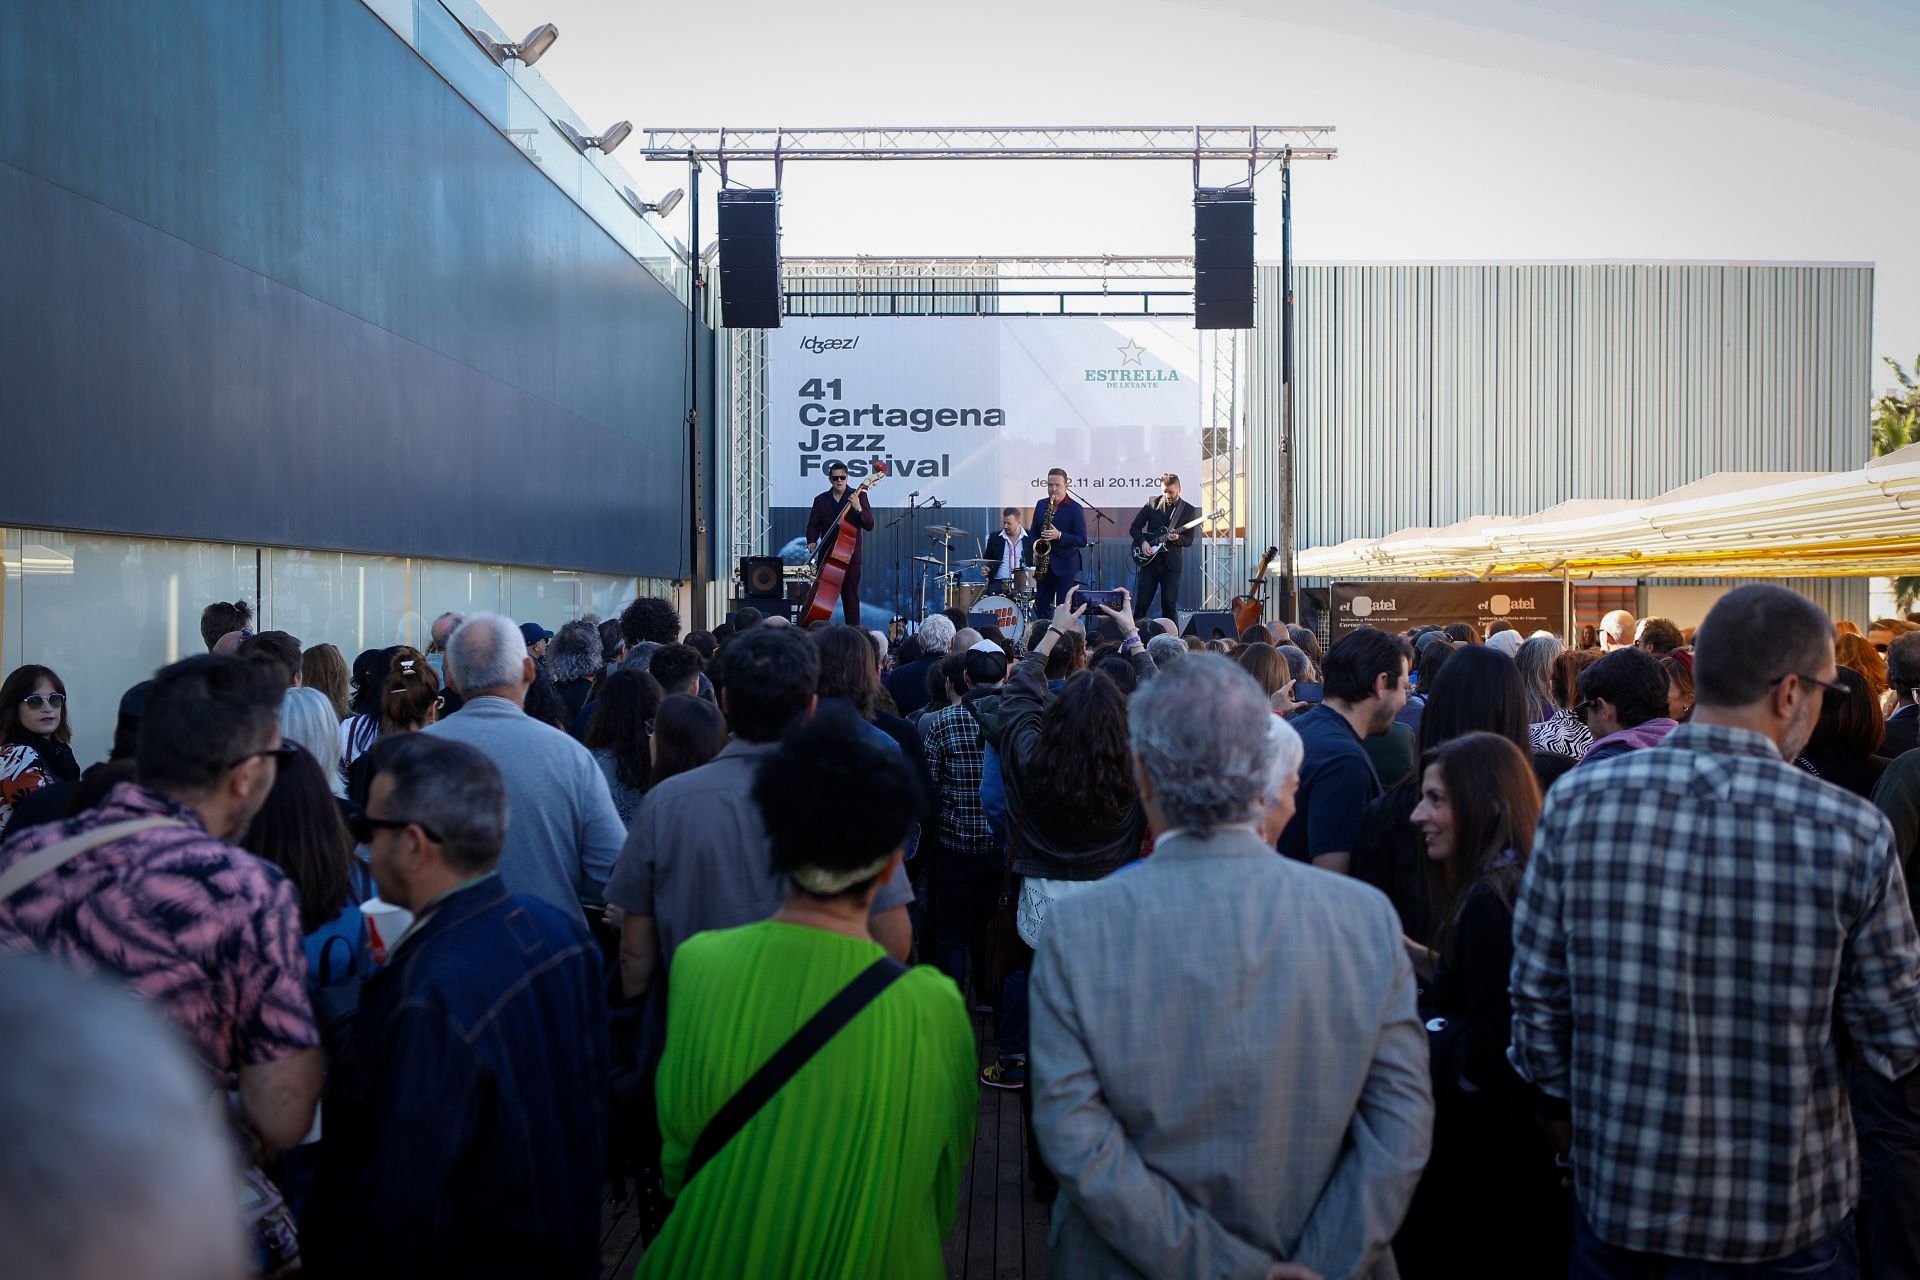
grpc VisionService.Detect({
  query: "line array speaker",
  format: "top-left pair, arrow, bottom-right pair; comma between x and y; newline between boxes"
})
717,189 -> 782,329
1193,187 -> 1254,331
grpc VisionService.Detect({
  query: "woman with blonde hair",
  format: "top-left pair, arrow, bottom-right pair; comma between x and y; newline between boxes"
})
301,643 -> 352,720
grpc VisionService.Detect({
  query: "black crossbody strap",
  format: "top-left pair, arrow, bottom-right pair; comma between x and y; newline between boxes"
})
683,954 -> 908,1187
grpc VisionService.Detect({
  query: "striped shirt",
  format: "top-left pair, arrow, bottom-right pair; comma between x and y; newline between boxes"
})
1509,722 -> 1920,1262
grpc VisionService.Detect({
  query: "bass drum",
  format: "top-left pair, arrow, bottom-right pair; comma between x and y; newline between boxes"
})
971,593 -> 1026,636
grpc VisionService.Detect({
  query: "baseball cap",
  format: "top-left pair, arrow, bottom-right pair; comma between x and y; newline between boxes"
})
520,622 -> 554,646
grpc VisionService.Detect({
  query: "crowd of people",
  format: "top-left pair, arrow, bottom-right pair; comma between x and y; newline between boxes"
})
3,584 -> 1920,1279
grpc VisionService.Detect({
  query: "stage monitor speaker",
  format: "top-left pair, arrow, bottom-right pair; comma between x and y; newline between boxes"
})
717,189 -> 783,330
1182,609 -> 1239,640
739,555 -> 785,601
1193,187 -> 1255,331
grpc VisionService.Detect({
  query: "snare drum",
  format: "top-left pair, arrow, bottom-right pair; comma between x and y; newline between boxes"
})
974,593 -> 1024,634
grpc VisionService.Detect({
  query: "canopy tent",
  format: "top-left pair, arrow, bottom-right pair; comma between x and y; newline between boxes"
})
1297,444 -> 1920,580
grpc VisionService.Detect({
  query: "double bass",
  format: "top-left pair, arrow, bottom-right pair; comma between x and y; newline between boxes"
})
799,465 -> 888,626
1231,545 -> 1280,635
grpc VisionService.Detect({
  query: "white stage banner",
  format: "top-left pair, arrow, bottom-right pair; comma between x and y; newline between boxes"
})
767,317 -> 1202,510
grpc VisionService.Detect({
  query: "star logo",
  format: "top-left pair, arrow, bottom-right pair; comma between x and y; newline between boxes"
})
1116,339 -> 1146,366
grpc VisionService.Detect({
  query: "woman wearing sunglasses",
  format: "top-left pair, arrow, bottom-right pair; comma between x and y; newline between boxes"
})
0,665 -> 80,838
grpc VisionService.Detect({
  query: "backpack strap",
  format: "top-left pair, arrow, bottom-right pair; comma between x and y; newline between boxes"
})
683,955 -> 908,1187
0,818 -> 187,901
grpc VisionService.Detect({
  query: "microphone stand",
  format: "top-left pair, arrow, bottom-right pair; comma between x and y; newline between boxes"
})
1067,486 -> 1116,589
885,491 -> 922,625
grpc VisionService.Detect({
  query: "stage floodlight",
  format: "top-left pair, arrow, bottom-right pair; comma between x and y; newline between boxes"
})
469,22 -> 558,66
648,188 -> 685,217
560,120 -> 633,156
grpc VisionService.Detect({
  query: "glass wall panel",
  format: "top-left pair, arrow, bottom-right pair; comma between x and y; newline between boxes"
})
504,565 -> 583,629
5,530 -> 256,767
578,574 -> 642,625
412,0 -> 510,130
412,558 -> 504,639
361,0 -> 416,45
265,549 -> 415,662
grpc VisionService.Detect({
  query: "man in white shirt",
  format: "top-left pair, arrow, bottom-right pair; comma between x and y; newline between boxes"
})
984,508 -> 1032,593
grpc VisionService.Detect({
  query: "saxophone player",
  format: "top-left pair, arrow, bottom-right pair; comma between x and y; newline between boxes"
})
1031,468 -> 1088,615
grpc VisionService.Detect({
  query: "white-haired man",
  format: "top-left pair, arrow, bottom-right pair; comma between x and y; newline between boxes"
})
883,613 -> 956,716
424,613 -> 626,917
1598,609 -> 1636,652
1031,654 -> 1433,1279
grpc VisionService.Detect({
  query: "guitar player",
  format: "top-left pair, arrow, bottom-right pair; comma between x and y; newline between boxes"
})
1128,474 -> 1197,622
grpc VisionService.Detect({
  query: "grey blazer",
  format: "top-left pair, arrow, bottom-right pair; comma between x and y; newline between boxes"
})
1030,827 -> 1433,1280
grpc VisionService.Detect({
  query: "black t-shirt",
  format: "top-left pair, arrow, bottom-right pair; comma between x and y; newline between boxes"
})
1276,704 -> 1381,862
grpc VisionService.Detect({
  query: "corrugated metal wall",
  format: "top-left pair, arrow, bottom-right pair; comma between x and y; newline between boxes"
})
1245,262 -> 1874,620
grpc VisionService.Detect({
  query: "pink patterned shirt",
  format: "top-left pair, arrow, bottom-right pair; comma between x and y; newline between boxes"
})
0,783 -> 318,1077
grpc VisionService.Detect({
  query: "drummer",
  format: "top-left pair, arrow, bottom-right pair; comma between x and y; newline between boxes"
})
983,507 -> 1034,594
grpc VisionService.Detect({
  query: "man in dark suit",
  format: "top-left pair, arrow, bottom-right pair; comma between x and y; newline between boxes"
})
983,507 -> 1033,594
1128,473 -> 1198,623
1881,633 -> 1920,759
1032,468 -> 1088,616
804,463 -> 875,624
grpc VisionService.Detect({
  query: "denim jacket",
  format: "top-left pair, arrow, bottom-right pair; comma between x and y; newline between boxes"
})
304,876 -> 608,1279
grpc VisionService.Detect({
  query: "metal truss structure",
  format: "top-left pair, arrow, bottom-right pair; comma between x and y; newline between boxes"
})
1201,329 -> 1243,609
641,126 -> 1336,182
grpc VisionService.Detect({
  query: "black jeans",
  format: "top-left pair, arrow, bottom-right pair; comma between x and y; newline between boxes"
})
1852,1063 -> 1920,1280
1133,554 -> 1181,621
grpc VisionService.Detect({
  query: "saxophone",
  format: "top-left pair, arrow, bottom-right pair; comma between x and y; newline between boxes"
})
1031,497 -> 1057,577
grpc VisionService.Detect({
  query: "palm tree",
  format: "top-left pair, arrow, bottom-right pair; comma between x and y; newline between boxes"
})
1873,355 -> 1920,609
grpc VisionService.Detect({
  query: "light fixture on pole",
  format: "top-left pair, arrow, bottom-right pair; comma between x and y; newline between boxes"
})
465,22 -> 558,67
559,120 -> 633,155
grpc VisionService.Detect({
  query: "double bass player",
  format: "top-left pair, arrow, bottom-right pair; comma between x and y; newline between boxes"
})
806,463 -> 875,624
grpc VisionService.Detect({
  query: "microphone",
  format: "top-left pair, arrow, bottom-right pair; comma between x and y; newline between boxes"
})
909,490 -> 920,499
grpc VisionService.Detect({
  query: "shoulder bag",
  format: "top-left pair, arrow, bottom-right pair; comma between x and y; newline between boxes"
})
683,954 -> 907,1187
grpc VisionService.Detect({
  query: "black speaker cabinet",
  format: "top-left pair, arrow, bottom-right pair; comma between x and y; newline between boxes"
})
717,189 -> 782,329
739,555 -> 785,601
1181,609 -> 1239,640
1194,187 -> 1255,331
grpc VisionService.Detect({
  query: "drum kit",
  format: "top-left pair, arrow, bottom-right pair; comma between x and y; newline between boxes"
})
916,523 -> 1037,632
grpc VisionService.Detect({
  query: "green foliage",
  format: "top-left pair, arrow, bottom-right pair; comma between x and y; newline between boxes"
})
1873,354 -> 1920,458
1871,357 -> 1920,610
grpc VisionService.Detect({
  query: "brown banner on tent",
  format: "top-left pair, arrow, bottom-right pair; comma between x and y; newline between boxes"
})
1329,580 -> 1565,638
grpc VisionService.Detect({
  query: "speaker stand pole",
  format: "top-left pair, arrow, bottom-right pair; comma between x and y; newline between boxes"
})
1278,149 -> 1297,626
685,153 -> 709,629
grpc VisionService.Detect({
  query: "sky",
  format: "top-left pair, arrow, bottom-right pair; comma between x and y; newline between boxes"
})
482,0 -> 1920,386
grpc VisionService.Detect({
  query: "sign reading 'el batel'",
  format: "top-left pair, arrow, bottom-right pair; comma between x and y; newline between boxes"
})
1330,581 -> 1566,638
766,317 -> 1202,507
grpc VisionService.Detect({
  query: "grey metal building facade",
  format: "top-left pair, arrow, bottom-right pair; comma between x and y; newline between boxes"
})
1242,262 -> 1875,622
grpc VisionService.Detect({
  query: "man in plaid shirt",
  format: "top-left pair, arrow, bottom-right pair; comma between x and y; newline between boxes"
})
924,644 -> 1010,993
1511,584 -> 1920,1277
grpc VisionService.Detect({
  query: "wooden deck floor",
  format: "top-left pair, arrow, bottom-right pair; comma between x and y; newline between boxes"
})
598,1013 -> 1049,1279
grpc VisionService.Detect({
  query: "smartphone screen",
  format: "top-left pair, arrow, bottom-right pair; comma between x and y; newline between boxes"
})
1078,589 -> 1125,613
1293,681 -> 1324,704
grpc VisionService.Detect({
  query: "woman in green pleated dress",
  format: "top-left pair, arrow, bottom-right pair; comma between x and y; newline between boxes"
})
635,708 -> 976,1279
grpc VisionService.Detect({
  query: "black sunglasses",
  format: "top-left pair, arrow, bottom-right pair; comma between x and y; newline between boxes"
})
21,693 -> 66,710
1572,699 -> 1598,720
1773,672 -> 1849,704
347,811 -> 445,844
215,741 -> 302,773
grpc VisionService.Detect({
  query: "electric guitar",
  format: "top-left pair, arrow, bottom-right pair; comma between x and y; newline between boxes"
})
1130,509 -> 1225,569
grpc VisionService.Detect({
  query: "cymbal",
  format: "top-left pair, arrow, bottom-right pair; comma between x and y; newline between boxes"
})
925,524 -> 968,539
953,558 -> 995,567
912,556 -> 946,567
